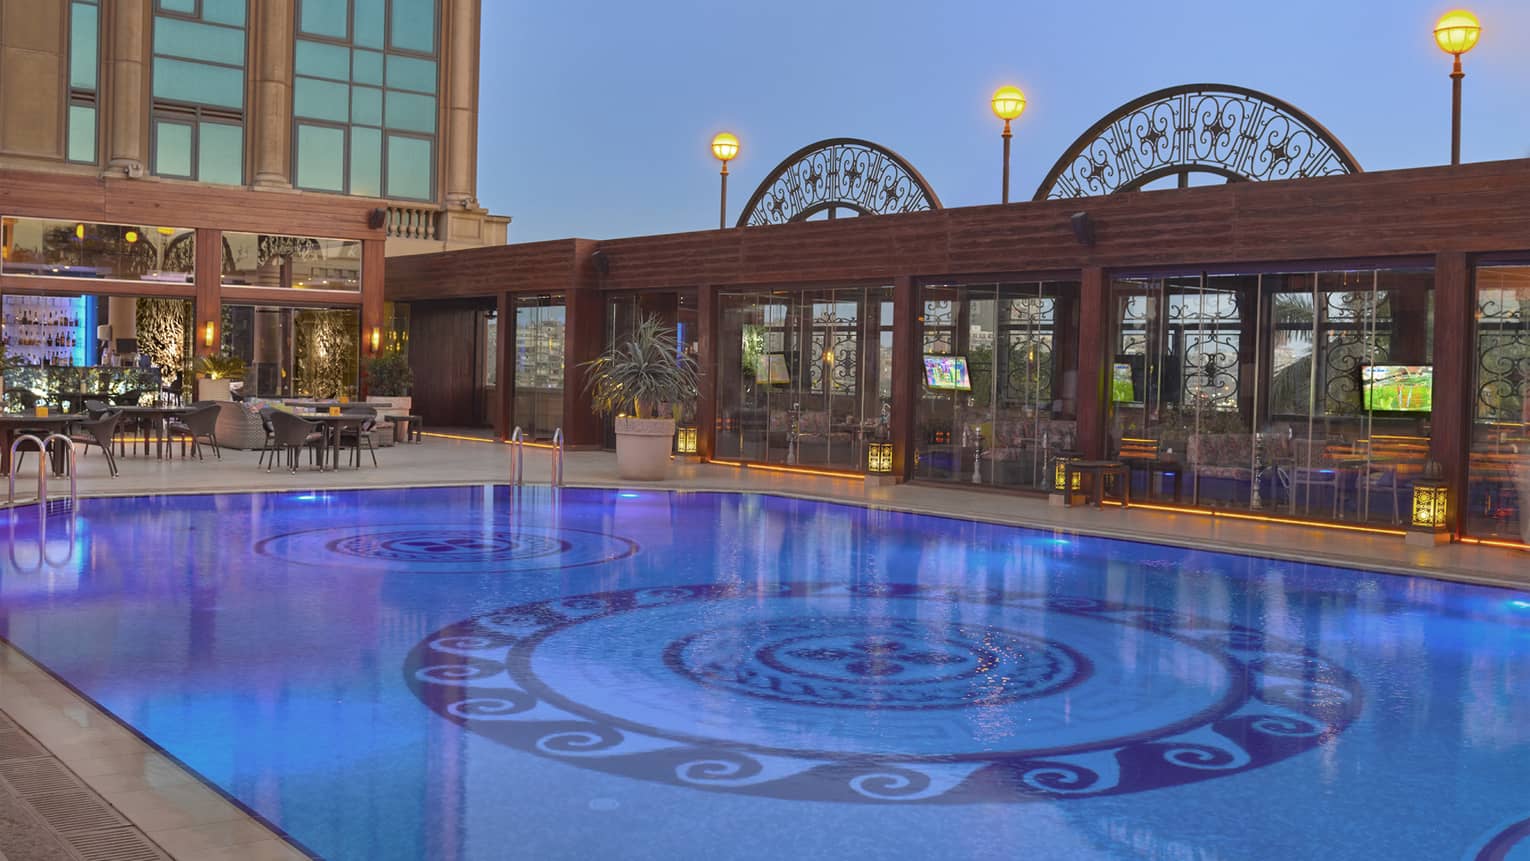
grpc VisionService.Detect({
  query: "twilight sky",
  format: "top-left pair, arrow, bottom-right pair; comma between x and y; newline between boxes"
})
478,0 -> 1530,243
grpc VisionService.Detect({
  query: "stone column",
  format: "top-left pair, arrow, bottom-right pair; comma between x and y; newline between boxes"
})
250,0 -> 294,188
442,0 -> 480,207
105,0 -> 147,176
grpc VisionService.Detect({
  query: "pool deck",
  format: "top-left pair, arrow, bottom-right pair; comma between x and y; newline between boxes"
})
0,433 -> 1525,860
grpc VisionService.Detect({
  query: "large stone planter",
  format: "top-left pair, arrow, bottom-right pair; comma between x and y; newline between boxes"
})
615,416 -> 674,481
369,394 -> 411,413
197,377 -> 233,401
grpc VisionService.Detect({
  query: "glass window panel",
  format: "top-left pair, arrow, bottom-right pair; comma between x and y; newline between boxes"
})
293,76 -> 351,122
352,0 -> 384,48
158,0 -> 196,12
385,134 -> 431,199
222,233 -> 361,292
0,217 -> 193,282
389,0 -> 436,53
152,57 -> 244,108
385,55 -> 435,93
349,126 -> 381,197
153,17 -> 245,67
154,120 -> 193,177
295,124 -> 346,191
70,3 -> 98,90
384,90 -> 434,133
351,86 -> 382,126
351,49 -> 383,85
299,0 -> 348,38
295,39 -> 350,81
67,105 -> 96,163
200,0 -> 246,26
198,121 -> 243,185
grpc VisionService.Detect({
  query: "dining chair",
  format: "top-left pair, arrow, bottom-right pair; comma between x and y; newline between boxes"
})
68,411 -> 122,478
167,403 -> 222,460
268,410 -> 325,473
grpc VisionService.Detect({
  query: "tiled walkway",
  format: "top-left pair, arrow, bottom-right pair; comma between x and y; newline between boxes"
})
0,433 -> 1525,859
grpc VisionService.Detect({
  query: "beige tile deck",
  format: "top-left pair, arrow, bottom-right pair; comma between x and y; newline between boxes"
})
0,432 -> 1525,859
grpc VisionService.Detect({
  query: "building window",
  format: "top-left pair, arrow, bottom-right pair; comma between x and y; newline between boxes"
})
222,233 -> 362,292
150,0 -> 247,184
67,0 -> 100,164
293,0 -> 439,200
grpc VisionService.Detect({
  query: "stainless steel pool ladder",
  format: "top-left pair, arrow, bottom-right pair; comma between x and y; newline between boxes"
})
509,426 -> 525,485
551,428 -> 564,487
7,433 -> 77,511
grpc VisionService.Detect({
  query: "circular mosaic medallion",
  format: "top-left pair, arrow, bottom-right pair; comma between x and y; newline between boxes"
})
405,582 -> 1364,803
667,616 -> 1087,710
255,524 -> 637,572
1474,816 -> 1530,861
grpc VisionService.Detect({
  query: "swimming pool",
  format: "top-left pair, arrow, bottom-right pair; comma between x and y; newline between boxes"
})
1,485 -> 1528,860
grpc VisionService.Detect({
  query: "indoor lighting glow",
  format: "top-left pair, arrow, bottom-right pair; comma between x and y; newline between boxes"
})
203,320 -> 216,348
370,326 -> 382,353
73,224 -> 85,239
124,230 -> 138,243
1434,9 -> 1482,56
711,132 -> 740,163
676,426 -> 698,454
991,85 -> 1027,121
867,442 -> 894,474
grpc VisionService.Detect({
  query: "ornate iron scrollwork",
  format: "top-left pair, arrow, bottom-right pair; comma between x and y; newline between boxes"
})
738,138 -> 942,228
1475,291 -> 1529,422
1035,84 -> 1361,200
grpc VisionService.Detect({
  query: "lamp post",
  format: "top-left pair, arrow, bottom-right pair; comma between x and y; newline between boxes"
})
991,85 -> 1027,204
1433,9 -> 1481,165
710,132 -> 740,229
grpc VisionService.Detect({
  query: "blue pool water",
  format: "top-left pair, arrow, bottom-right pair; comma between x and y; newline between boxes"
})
2,486 -> 1529,860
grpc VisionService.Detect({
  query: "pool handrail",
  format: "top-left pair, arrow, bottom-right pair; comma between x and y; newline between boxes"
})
510,426 -> 524,486
7,432 -> 76,514
551,427 -> 564,487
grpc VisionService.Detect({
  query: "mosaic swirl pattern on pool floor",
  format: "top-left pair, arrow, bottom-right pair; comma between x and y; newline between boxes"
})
405,581 -> 1365,803
254,524 -> 639,572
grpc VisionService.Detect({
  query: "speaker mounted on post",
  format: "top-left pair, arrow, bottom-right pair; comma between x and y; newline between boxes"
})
1070,212 -> 1096,247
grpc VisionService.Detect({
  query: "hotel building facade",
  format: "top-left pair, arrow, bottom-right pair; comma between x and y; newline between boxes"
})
0,0 -> 506,404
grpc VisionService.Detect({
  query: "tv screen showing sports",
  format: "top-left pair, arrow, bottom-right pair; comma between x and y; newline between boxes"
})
923,355 -> 972,391
1112,362 -> 1136,402
754,353 -> 790,385
1362,364 -> 1433,412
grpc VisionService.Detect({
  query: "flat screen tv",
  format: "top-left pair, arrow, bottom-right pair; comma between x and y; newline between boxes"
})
923,355 -> 972,391
1362,364 -> 1433,412
1111,362 -> 1136,402
754,353 -> 790,385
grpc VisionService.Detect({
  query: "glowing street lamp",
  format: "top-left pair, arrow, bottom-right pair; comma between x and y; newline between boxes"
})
1433,9 -> 1481,165
991,85 -> 1027,204
711,132 -> 740,229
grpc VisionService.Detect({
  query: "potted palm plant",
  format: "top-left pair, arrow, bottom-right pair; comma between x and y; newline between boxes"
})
195,352 -> 246,401
364,353 -> 414,414
583,315 -> 699,480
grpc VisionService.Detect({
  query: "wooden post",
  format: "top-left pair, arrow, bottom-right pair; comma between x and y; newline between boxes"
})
193,228 -> 222,358
494,291 -> 513,440
1431,251 -> 1472,536
1075,266 -> 1110,459
891,275 -> 919,480
696,284 -> 716,460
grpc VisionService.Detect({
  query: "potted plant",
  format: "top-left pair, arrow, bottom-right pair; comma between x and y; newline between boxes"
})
195,352 -> 245,401
364,353 -> 414,414
583,315 -> 699,480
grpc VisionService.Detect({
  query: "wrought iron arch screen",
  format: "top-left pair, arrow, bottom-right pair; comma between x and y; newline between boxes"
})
1034,84 -> 1362,201
737,138 -> 942,228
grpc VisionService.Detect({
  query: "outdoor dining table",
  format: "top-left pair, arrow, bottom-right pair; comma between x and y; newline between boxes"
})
0,413 -> 84,476
293,410 -> 371,471
113,405 -> 196,459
